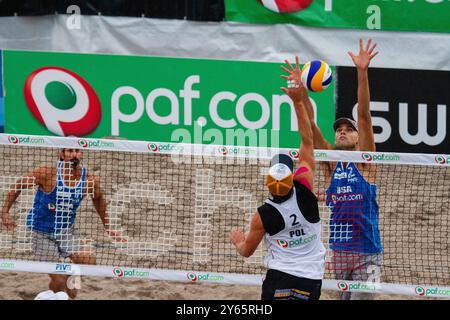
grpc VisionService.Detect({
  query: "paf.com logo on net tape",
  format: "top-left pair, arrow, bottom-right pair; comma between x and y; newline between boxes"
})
415,286 -> 450,298
24,66 -> 102,136
7,135 -> 45,145
186,272 -> 225,283
113,267 -> 150,278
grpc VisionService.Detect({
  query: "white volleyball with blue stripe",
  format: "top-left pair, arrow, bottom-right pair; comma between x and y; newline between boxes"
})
300,60 -> 333,92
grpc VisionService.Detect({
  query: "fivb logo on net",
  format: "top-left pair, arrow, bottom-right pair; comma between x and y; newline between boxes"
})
24,66 -> 102,136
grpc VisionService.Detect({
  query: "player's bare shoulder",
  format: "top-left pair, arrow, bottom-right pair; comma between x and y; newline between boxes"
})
32,166 -> 57,185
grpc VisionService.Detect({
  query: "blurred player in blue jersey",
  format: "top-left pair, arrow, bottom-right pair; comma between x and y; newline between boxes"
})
2,148 -> 126,299
302,39 -> 382,300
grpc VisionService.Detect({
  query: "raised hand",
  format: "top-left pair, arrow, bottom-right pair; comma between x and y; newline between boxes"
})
280,56 -> 304,104
348,38 -> 379,71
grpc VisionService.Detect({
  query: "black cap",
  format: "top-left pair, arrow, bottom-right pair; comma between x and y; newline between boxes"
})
270,154 -> 294,172
333,117 -> 358,132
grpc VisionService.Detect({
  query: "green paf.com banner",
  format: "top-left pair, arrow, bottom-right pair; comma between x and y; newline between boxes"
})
3,50 -> 335,149
226,0 -> 450,33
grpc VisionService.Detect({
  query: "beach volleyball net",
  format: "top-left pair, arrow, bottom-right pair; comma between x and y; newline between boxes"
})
0,134 -> 449,297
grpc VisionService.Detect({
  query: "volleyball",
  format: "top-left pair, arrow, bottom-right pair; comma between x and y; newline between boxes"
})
258,0 -> 313,13
300,60 -> 333,92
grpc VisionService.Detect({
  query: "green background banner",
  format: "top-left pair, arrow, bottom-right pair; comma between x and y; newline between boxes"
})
3,50 -> 335,149
225,0 -> 450,33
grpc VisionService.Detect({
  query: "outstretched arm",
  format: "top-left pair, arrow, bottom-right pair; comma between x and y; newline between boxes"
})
90,174 -> 128,242
348,38 -> 378,152
281,56 -> 315,189
301,86 -> 334,151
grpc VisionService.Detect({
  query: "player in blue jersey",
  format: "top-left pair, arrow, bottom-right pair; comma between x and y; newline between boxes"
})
1,148 -> 126,299
301,39 -> 382,300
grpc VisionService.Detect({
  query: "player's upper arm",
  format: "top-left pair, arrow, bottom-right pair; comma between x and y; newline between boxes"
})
357,117 -> 376,152
14,167 -> 46,190
88,173 -> 103,200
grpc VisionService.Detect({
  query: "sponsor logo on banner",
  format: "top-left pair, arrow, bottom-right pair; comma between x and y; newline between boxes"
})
8,135 -> 18,144
148,143 -> 158,152
0,261 -> 15,269
113,267 -> 150,278
415,286 -> 425,297
257,0 -> 313,14
7,135 -> 45,145
227,0 -> 450,33
361,152 -> 400,162
218,147 -> 228,155
314,151 -> 328,159
78,139 -> 88,148
337,67 -> 450,154
414,286 -> 450,298
55,264 -> 72,273
77,139 -> 114,149
289,150 -> 299,159
338,281 -> 349,291
337,281 -> 378,292
147,143 -> 183,153
23,66 -> 101,136
435,156 -> 450,165
5,50 -> 335,148
186,272 -> 225,282
362,153 -> 372,161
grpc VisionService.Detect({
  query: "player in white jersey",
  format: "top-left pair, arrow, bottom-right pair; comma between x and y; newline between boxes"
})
230,56 -> 326,300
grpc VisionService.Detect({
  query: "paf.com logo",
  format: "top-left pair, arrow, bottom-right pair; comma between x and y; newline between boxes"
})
414,286 -> 450,297
24,66 -> 102,136
338,282 -> 349,291
8,135 -> 19,144
148,143 -> 159,152
289,150 -> 299,159
78,139 -> 88,148
415,286 -> 425,297
435,156 -> 450,165
186,272 -> 224,282
113,268 -> 125,277
277,240 -> 289,248
187,272 -> 198,282
218,146 -> 228,155
113,267 -> 150,278
362,153 -> 373,162
7,135 -> 45,145
258,0 -> 313,13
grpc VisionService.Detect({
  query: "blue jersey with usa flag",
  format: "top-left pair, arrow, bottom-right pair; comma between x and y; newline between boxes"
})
326,162 -> 382,254
26,161 -> 87,234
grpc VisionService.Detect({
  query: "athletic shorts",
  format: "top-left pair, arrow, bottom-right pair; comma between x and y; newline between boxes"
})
261,269 -> 322,301
31,228 -> 89,262
332,250 -> 382,300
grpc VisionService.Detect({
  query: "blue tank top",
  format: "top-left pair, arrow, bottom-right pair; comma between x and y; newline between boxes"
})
26,161 -> 87,234
326,162 -> 382,254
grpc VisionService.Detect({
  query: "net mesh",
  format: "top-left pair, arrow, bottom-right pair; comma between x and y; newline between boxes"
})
0,141 -> 449,287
